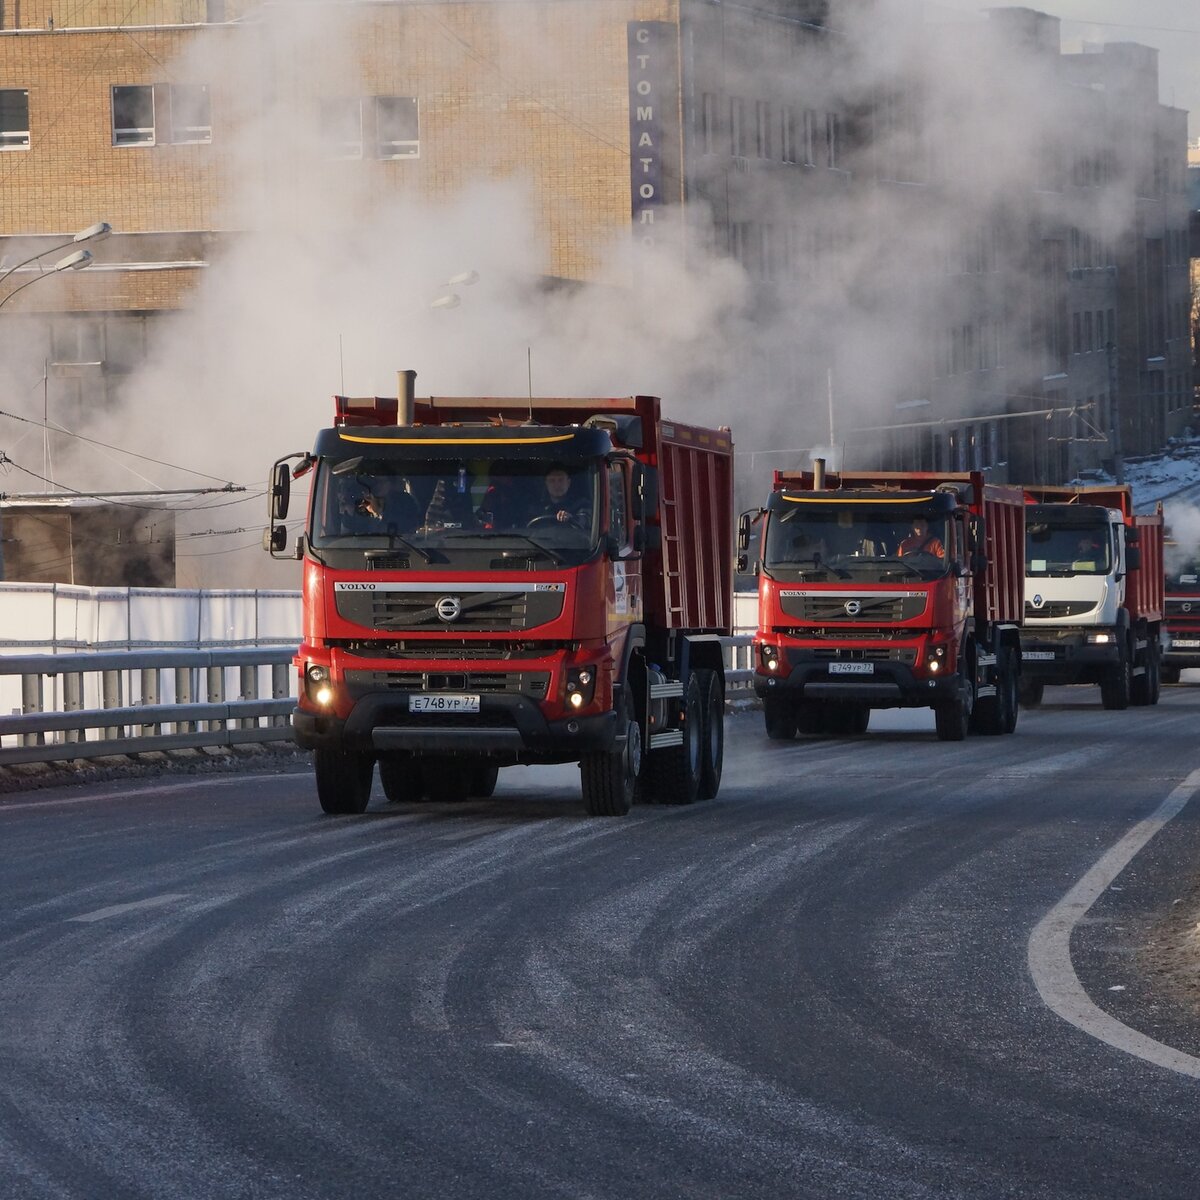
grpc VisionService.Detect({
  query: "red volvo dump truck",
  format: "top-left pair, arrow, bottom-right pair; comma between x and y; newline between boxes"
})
265,374 -> 734,816
1163,540 -> 1200,684
1018,485 -> 1164,708
744,466 -> 1024,741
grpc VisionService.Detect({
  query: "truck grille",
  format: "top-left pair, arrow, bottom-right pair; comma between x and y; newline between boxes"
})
336,587 -> 564,632
1024,600 -> 1097,619
341,641 -> 551,661
1165,598 -> 1200,618
779,593 -> 926,623
344,669 -> 550,699
810,647 -> 918,665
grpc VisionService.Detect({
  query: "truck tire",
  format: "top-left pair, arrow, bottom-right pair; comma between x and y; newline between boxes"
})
426,760 -> 473,802
763,696 -> 797,740
580,689 -> 640,816
973,647 -> 1017,736
934,695 -> 969,741
378,755 -> 424,803
470,764 -> 500,798
1018,678 -> 1043,709
315,745 -> 374,815
647,673 -> 704,805
1130,640 -> 1153,707
1161,664 -> 1181,685
823,704 -> 869,735
1100,641 -> 1132,710
795,701 -> 823,734
695,668 -> 724,800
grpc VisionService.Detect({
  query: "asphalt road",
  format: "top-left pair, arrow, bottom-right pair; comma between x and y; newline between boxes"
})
3,685 -> 1200,1199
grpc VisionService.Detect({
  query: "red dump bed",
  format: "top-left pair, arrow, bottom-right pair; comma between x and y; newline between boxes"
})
408,393 -> 734,637
1021,484 -> 1163,623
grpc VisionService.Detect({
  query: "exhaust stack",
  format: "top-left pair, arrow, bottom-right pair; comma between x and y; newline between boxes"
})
398,369 -> 417,426
812,457 -> 826,490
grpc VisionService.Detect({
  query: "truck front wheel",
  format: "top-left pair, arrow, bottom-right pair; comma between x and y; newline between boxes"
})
378,755 -> 424,803
580,689 -> 640,816
1100,641 -> 1132,710
315,746 -> 374,815
763,696 -> 797,740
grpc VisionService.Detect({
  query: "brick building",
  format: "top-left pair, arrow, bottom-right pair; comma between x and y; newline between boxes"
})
0,0 -> 1192,502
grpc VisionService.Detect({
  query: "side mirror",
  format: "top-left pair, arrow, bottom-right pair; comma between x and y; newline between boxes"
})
263,525 -> 288,554
971,552 -> 988,577
269,460 -> 291,521
737,508 -> 762,574
633,463 -> 659,523
1125,545 -> 1141,572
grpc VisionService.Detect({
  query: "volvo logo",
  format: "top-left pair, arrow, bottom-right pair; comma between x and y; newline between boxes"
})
1184,602 -> 1193,613
844,599 -> 862,617
435,595 -> 462,622
1032,594 -> 1045,608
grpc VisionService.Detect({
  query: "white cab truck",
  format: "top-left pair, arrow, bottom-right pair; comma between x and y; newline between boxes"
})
1018,485 -> 1164,710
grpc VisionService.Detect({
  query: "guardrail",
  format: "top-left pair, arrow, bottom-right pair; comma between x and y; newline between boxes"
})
0,637 -> 757,768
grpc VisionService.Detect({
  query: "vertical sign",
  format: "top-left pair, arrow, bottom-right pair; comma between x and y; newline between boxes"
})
628,21 -> 680,253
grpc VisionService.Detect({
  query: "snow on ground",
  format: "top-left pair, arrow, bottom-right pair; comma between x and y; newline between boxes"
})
1072,430 -> 1200,513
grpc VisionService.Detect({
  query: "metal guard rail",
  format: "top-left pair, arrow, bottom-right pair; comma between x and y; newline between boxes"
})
0,637 -> 756,767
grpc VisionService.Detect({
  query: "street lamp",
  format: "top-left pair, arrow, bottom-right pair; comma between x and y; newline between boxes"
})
0,221 -> 112,291
0,248 -> 94,311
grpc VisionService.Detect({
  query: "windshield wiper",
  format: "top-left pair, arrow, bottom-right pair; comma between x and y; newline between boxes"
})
384,530 -> 433,563
492,533 -> 566,564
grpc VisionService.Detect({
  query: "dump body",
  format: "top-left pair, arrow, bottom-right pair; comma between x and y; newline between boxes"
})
1018,485 -> 1164,708
751,469 -> 1025,741
272,390 -> 735,815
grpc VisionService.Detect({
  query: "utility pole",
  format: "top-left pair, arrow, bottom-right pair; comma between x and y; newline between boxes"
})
1106,339 -> 1124,484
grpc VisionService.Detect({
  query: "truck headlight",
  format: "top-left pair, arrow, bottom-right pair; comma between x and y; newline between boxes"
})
1087,632 -> 1113,644
565,666 -> 597,709
305,663 -> 334,706
759,643 -> 780,672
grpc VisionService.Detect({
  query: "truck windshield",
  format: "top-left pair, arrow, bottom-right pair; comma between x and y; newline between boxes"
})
1025,520 -> 1111,577
1166,560 -> 1200,593
309,456 -> 600,567
763,502 -> 952,582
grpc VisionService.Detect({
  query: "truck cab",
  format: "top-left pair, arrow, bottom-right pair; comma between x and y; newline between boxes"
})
1163,550 -> 1200,684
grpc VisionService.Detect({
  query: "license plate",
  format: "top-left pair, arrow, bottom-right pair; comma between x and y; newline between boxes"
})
829,662 -> 874,675
1172,639 -> 1200,648
1023,651 -> 1055,661
408,694 -> 481,713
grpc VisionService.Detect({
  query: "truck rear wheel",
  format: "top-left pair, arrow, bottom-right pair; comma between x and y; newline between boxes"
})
425,760 -> 473,802
973,647 -> 1017,736
580,689 -> 640,816
795,701 -> 822,734
1161,664 -> 1181,685
824,704 -> 868,735
315,746 -> 374,815
378,755 -> 424,803
695,669 -> 724,800
763,696 -> 797,740
1018,678 -> 1043,709
1100,641 -> 1132,710
647,674 -> 704,805
470,764 -> 500,798
1131,639 -> 1161,707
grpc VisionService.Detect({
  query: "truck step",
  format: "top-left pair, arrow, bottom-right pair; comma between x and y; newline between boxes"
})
650,682 -> 684,699
649,729 -> 684,748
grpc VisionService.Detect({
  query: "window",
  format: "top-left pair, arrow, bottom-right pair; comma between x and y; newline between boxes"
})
755,100 -> 770,159
50,317 -> 104,365
165,83 -> 211,144
729,97 -> 745,157
320,98 -> 363,158
780,106 -> 796,164
375,96 -> 418,158
699,92 -> 717,156
803,109 -> 817,166
608,464 -> 628,551
826,113 -> 839,168
112,85 -> 154,146
0,89 -> 29,150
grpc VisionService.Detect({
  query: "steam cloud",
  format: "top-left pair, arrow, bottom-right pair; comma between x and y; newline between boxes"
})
2,1 -> 1177,587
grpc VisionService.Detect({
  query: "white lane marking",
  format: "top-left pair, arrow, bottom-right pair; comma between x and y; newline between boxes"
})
69,893 -> 191,923
1027,767 -> 1200,1078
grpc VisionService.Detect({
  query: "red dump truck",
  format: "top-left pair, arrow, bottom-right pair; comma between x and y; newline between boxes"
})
745,466 -> 1024,741
1018,485 -> 1164,708
265,374 -> 734,816
1163,540 -> 1200,684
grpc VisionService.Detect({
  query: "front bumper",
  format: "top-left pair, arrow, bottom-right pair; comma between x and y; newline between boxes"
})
1164,632 -> 1200,670
753,647 -> 967,709
292,690 -> 617,763
1019,626 -> 1120,683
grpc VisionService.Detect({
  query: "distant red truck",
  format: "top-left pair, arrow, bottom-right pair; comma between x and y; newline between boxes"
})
746,466 -> 1025,741
1163,543 -> 1200,684
266,377 -> 734,816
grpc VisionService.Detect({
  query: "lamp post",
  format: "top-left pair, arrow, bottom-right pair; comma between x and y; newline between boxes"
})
0,248 -> 94,311
0,221 -> 111,293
